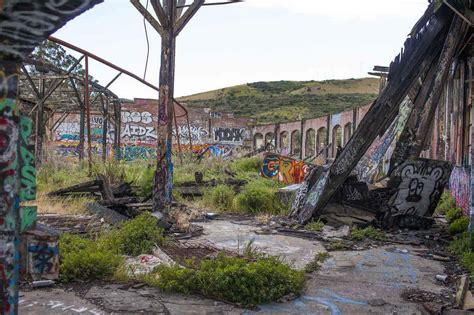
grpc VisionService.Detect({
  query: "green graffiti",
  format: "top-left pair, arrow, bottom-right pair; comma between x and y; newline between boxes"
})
19,117 -> 36,202
19,115 -> 32,144
0,98 -> 19,115
20,206 -> 37,232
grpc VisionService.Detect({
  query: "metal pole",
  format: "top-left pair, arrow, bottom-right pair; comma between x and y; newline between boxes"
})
186,113 -> 193,153
173,103 -> 183,164
85,55 -> 92,172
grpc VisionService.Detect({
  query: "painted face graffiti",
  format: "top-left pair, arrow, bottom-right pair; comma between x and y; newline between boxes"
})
261,153 -> 309,184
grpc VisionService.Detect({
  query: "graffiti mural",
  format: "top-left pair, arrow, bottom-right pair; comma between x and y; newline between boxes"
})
449,167 -> 470,215
261,153 -> 310,184
172,125 -> 208,144
387,159 -> 452,219
214,127 -> 246,144
27,240 -> 59,280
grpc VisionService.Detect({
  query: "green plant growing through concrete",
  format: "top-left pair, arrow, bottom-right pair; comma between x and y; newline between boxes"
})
305,219 -> 325,232
100,212 -> 164,256
140,252 -> 305,308
450,231 -> 474,276
351,226 -> 385,241
304,252 -> 330,273
449,217 -> 470,236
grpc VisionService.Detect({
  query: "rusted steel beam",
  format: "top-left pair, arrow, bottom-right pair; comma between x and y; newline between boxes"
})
85,55 -> 92,173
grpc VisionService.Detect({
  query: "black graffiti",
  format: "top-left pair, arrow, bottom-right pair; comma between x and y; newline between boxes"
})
0,0 -> 102,59
214,128 -> 245,143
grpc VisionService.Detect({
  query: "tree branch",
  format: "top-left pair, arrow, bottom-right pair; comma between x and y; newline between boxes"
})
130,0 -> 164,36
176,0 -> 186,19
150,0 -> 169,26
175,0 -> 204,35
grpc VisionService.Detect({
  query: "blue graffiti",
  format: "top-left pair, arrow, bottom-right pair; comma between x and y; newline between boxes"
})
121,145 -> 157,161
27,243 -> 58,274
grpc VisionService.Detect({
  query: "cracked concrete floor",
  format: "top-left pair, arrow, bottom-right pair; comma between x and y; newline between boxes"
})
20,219 -> 450,315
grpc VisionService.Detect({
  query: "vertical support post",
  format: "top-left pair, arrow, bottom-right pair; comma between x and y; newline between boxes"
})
274,123 -> 280,153
0,60 -> 21,315
325,115 -> 330,160
34,75 -> 45,167
172,103 -> 183,164
154,0 -> 177,213
300,119 -> 304,160
186,114 -> 193,154
101,95 -> 108,162
352,107 -> 357,134
84,56 -> 92,172
79,103 -> 85,161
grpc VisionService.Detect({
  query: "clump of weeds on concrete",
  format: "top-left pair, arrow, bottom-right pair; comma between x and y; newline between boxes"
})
351,226 -> 385,241
305,219 -> 324,232
450,230 -> 474,276
446,207 -> 463,224
234,180 -> 285,215
99,212 -> 164,256
304,252 -> 330,273
449,216 -> 470,236
140,252 -> 305,308
59,213 -> 164,283
435,192 -> 457,215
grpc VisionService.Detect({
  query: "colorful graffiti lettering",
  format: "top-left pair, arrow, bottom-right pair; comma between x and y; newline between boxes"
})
214,127 -> 246,143
27,241 -> 59,279
261,153 -> 309,184
172,125 -> 208,144
449,166 -> 470,215
120,145 -> 157,161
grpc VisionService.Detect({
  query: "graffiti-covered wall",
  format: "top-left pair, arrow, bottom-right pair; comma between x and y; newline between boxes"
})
50,98 -> 254,160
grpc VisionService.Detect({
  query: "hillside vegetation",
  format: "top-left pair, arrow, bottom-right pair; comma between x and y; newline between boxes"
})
178,78 -> 379,123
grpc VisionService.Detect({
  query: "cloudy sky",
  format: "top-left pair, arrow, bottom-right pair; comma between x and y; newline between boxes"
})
54,0 -> 428,99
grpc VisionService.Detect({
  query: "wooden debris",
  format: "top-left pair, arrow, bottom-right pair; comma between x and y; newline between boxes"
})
454,275 -> 470,309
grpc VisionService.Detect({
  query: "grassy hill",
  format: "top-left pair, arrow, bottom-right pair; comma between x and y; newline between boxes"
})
178,78 -> 379,124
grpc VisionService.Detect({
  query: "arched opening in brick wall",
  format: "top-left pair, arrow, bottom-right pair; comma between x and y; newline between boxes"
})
264,132 -> 275,150
291,130 -> 301,156
305,128 -> 316,158
316,127 -> 327,155
280,131 -> 289,154
332,125 -> 342,157
344,122 -> 353,145
254,133 -> 264,151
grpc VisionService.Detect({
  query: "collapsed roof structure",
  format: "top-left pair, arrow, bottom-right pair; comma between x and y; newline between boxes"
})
291,0 -> 474,229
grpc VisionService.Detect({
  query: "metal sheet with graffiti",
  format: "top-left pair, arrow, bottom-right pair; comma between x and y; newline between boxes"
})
261,153 -> 310,184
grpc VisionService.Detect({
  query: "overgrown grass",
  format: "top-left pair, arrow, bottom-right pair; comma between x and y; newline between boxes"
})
140,253 -> 305,308
204,185 -> 235,211
449,217 -> 470,236
446,207 -> 463,224
351,226 -> 385,241
234,180 -> 285,215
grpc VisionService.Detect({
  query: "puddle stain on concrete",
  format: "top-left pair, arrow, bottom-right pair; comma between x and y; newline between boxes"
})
19,299 -> 104,314
249,289 -> 367,315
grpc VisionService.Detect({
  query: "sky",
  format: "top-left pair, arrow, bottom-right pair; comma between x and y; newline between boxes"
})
53,0 -> 429,99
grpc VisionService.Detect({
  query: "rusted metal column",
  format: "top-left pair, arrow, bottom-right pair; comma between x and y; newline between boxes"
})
85,55 -> 92,171
101,95 -> 108,162
186,114 -> 193,153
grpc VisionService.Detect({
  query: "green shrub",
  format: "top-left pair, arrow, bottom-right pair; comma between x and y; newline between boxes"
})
435,192 -> 456,214
449,217 -> 469,235
204,185 -> 235,211
234,182 -> 284,215
305,219 -> 324,232
144,253 -> 304,307
101,212 -> 164,256
59,234 -> 122,283
351,226 -> 385,241
446,207 -> 463,224
461,252 -> 474,274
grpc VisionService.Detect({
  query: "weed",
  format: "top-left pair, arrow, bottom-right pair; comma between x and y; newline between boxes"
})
100,212 -> 164,256
449,217 -> 469,235
143,253 -> 304,307
233,157 -> 262,173
59,234 -> 122,283
305,219 -> 324,232
450,231 -> 474,256
351,226 -> 385,241
326,240 -> 349,251
204,185 -> 235,211
461,252 -> 474,274
435,192 -> 456,215
446,207 -> 463,224
305,252 -> 330,273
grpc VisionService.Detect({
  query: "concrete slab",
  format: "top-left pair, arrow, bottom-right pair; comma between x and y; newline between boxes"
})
196,220 -> 326,269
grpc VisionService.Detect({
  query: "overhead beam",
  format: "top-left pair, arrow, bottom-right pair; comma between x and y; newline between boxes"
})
175,0 -> 205,35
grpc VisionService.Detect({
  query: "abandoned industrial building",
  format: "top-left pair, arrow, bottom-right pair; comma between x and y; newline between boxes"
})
2,0 -> 474,314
